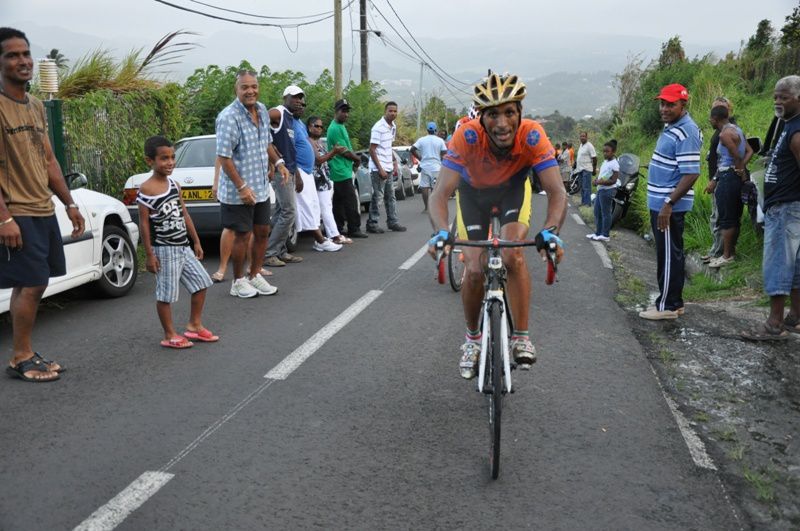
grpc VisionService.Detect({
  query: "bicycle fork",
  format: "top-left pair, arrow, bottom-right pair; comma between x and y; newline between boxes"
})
477,263 -> 513,395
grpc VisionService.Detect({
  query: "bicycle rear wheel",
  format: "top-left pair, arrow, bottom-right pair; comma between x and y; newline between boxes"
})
487,300 -> 503,479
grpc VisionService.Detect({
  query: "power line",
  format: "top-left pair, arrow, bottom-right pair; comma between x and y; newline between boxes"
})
368,2 -> 469,97
382,0 -> 471,88
187,0 -> 336,20
154,0 -> 354,28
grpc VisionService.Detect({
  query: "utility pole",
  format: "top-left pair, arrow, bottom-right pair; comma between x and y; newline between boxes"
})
360,0 -> 368,83
334,0 -> 343,99
416,62 -> 425,136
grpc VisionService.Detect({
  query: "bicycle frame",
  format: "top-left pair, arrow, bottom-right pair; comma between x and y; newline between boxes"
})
477,252 -> 512,394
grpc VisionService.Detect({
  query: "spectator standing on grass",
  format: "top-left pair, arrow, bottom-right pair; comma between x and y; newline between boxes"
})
741,75 -> 800,341
638,83 -> 702,321
216,69 -> 286,298
0,27 -> 85,382
701,97 -> 734,264
308,115 -> 351,245
707,105 -> 753,269
558,141 -> 572,190
411,121 -> 447,213
265,86 -> 304,267
576,132 -> 597,206
289,87 -> 342,253
587,139 -> 619,242
367,101 -> 406,233
136,136 -> 217,349
326,99 -> 367,239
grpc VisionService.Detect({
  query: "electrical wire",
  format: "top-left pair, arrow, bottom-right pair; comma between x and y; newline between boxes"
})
188,0 -> 336,20
154,0 -> 354,28
383,0 -> 471,87
368,2 -> 469,97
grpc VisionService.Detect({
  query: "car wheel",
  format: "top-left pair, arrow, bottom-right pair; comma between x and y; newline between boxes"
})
94,225 -> 137,297
395,180 -> 406,201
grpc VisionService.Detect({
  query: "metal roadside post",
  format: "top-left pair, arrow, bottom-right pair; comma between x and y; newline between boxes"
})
38,59 -> 68,173
43,98 -> 67,172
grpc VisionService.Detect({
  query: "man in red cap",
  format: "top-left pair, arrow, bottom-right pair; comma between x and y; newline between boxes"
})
639,83 -> 702,320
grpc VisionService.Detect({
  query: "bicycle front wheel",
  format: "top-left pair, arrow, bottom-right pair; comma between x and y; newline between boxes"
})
487,300 -> 503,479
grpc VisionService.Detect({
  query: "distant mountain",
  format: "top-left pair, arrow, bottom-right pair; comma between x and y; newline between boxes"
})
12,21 -> 740,119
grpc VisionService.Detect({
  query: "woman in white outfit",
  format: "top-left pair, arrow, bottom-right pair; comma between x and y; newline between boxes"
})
308,115 -> 352,245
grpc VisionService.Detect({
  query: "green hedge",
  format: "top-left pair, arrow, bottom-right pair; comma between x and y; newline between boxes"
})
61,85 -> 187,198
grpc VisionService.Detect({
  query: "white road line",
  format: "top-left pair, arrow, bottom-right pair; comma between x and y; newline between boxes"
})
265,289 -> 383,379
73,471 -> 174,531
571,213 -> 585,226
648,365 -> 717,470
591,241 -> 613,269
399,244 -> 429,270
78,246 -> 420,529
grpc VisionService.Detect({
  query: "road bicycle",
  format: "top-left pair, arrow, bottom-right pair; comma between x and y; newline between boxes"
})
435,219 -> 465,291
435,208 -> 559,478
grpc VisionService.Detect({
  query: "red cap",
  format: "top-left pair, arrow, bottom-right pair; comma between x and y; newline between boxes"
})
655,83 -> 689,102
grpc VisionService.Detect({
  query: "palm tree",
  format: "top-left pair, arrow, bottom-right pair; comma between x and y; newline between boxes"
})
47,48 -> 68,69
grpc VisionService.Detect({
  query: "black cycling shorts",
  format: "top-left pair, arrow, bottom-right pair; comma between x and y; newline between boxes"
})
455,174 -> 532,240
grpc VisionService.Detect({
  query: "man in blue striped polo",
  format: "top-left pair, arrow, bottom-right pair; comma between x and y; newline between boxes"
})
639,83 -> 702,321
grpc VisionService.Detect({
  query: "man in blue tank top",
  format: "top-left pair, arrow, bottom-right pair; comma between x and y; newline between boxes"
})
265,86 -> 303,267
708,105 -> 752,268
742,75 -> 800,341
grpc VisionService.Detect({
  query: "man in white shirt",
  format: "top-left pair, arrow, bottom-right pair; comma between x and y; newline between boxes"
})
367,101 -> 406,233
411,121 -> 448,212
576,131 -> 597,206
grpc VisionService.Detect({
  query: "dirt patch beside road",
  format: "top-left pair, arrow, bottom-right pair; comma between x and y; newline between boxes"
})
605,224 -> 800,530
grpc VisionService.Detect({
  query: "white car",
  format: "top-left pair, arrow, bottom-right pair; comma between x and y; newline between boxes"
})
123,134 -> 220,237
0,173 -> 139,314
122,134 -> 294,248
394,146 -> 420,191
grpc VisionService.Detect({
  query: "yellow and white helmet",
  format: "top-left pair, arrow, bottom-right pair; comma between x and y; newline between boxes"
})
472,73 -> 526,111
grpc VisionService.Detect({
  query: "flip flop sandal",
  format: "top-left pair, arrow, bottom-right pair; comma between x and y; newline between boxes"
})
6,356 -> 60,382
32,352 -> 66,373
160,336 -> 194,349
784,315 -> 800,334
210,271 -> 225,283
183,328 -> 219,342
740,323 -> 790,341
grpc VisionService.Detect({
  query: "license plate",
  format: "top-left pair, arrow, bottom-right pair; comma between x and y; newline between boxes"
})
181,188 -> 213,202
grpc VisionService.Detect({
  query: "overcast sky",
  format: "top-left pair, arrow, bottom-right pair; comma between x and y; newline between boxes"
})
8,0 -> 795,50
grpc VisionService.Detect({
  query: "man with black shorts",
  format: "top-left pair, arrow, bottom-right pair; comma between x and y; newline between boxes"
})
427,73 -> 567,379
216,69 -> 289,298
0,27 -> 85,382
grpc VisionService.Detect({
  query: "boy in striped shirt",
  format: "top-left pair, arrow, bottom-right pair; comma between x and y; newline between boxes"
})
639,84 -> 702,320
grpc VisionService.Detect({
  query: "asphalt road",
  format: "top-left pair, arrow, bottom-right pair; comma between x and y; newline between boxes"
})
0,194 -> 741,530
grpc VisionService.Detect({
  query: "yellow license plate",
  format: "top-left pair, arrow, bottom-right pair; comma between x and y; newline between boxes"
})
181,188 -> 214,202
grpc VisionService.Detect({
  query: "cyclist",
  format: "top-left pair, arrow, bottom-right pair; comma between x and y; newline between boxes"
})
428,73 -> 567,379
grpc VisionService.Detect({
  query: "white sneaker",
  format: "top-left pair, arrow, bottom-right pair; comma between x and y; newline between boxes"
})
595,235 -> 610,242
248,273 -> 278,296
230,278 -> 258,298
586,233 -> 598,240
313,239 -> 343,252
459,341 -> 482,380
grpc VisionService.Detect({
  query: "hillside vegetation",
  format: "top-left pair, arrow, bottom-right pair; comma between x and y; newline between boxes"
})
600,10 -> 800,297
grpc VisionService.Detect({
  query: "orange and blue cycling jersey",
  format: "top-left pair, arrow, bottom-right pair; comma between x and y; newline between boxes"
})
442,118 -> 557,189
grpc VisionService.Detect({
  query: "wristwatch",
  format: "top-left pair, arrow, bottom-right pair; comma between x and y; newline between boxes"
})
664,197 -> 673,206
